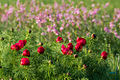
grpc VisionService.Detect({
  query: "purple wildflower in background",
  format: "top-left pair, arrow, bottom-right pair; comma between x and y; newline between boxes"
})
113,31 -> 118,36
0,0 -> 120,41
104,2 -> 109,8
16,0 -> 20,7
67,32 -> 72,42
116,35 -> 120,39
6,6 -> 14,15
54,30 -> 59,35
86,32 -> 90,36
47,25 -> 52,32
60,27 -> 64,32
109,22 -> 115,29
91,4 -> 95,7
54,2 -> 58,9
81,6 -> 87,14
1,14 -> 8,22
104,27 -> 110,33
83,14 -> 87,21
18,4 -> 25,13
4,4 -> 8,8
41,32 -> 46,35
74,8 -> 80,14
92,19 -> 96,23
80,1 -> 84,4
30,7 -> 34,13
66,23 -> 69,27
35,6 -> 39,12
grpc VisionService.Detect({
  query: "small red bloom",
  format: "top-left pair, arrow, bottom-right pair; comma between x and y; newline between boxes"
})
11,44 -> 21,51
67,43 -> 73,50
61,44 -> 73,55
15,43 -> 22,50
56,37 -> 63,43
75,43 -> 83,52
18,40 -> 27,46
22,49 -> 30,57
18,40 -> 23,44
101,51 -> 108,60
11,44 -> 16,50
11,40 -> 27,51
20,58 -> 30,65
23,40 -> 27,45
17,42 -> 24,48
61,44 -> 66,52
76,37 -> 86,46
76,37 -> 81,42
62,48 -> 69,55
37,46 -> 45,54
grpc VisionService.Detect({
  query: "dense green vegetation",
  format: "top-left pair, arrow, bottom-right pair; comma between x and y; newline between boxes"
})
0,0 -> 120,80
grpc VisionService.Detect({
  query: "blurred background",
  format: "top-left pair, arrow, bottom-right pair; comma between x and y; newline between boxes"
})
0,0 -> 120,8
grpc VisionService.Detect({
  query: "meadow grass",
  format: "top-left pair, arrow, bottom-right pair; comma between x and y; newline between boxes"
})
1,0 -> 120,8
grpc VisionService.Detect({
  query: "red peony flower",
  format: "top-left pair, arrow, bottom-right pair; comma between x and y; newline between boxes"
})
56,37 -> 63,43
37,46 -> 45,54
76,37 -> 86,46
61,44 -> 73,55
14,42 -> 24,49
20,58 -> 30,65
18,40 -> 23,43
101,51 -> 108,60
11,44 -> 16,50
18,42 -> 24,48
23,40 -> 27,45
61,44 -> 66,52
76,37 -> 81,42
11,44 -> 21,51
75,43 -> 83,52
67,43 -> 73,50
18,40 -> 27,46
22,49 -> 30,57
62,48 -> 69,55
15,43 -> 22,49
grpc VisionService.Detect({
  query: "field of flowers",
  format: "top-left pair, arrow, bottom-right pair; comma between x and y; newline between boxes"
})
0,0 -> 120,80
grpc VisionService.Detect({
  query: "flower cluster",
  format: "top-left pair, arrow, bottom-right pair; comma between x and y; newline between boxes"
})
11,40 -> 27,51
11,40 -> 45,65
60,37 -> 86,54
75,37 -> 86,51
57,37 -> 108,60
61,43 -> 73,55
